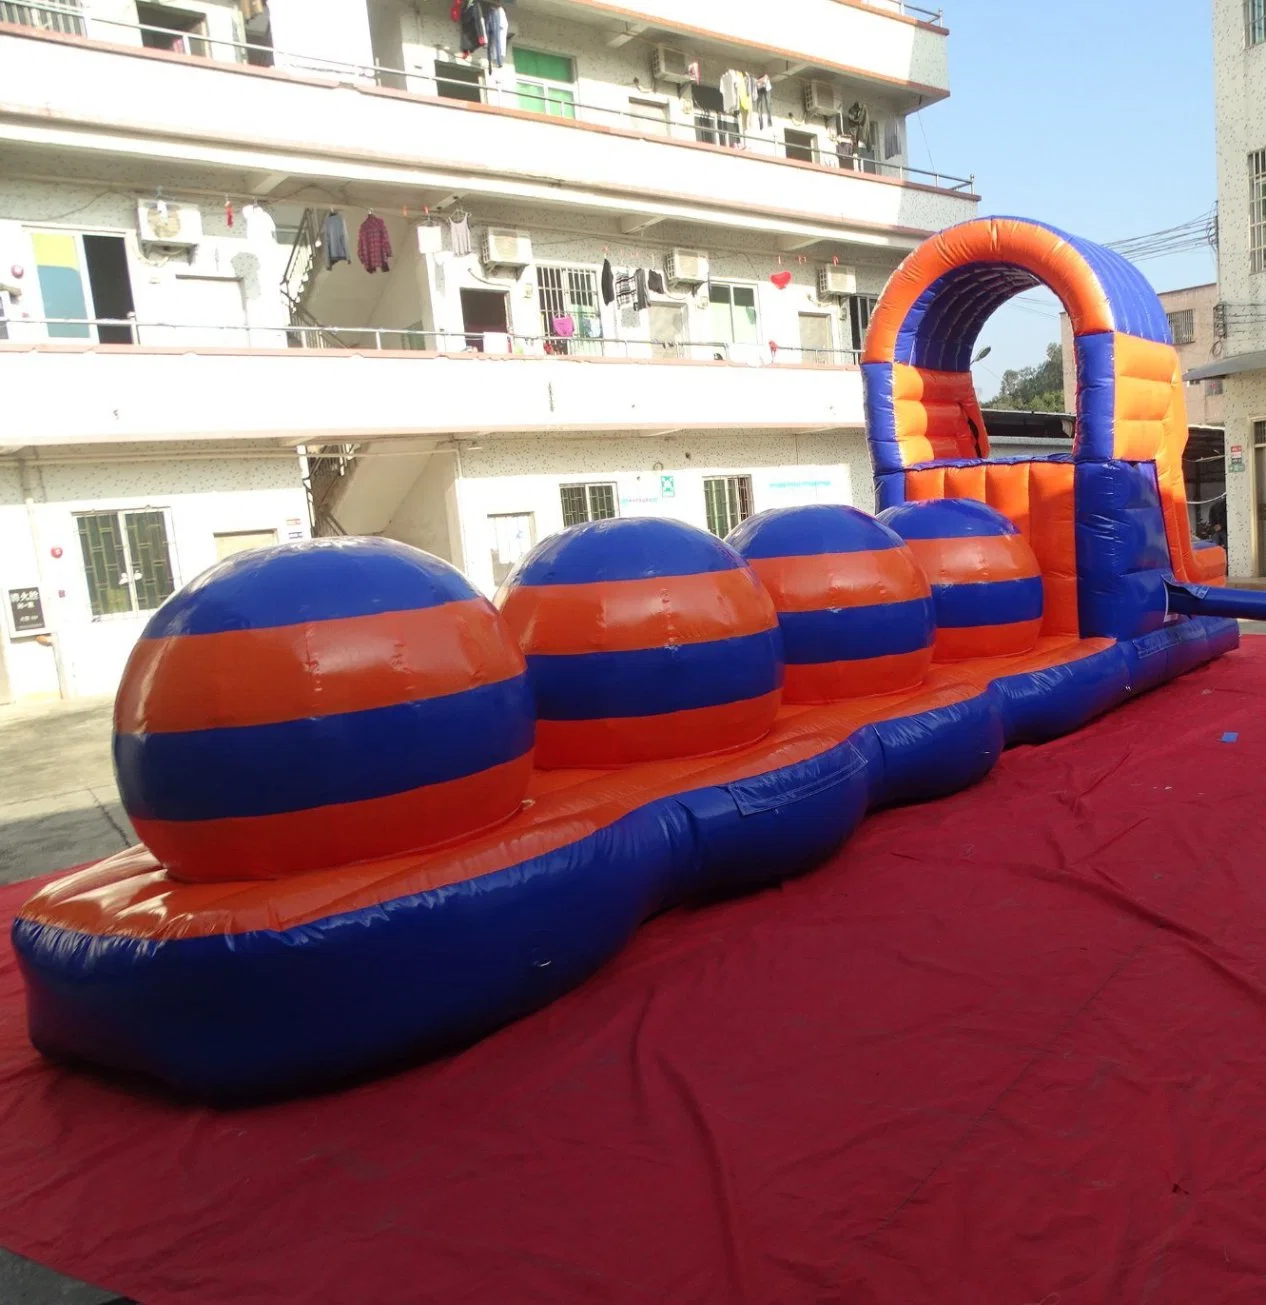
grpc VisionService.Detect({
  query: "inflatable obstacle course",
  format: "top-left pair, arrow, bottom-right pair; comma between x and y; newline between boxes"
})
12,216 -> 1263,1099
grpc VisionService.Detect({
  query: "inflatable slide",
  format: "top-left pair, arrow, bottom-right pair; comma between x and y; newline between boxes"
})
12,217 -> 1265,1100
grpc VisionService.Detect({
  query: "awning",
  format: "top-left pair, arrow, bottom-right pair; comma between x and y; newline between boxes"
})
1185,349 -> 1266,382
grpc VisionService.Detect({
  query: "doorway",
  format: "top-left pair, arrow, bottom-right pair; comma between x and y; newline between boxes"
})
136,3 -> 210,56
31,231 -> 135,343
461,288 -> 510,352
1254,420 -> 1266,575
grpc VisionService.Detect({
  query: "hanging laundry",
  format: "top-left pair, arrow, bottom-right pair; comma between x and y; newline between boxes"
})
755,75 -> 773,130
635,268 -> 649,312
241,202 -> 275,244
485,2 -> 508,69
719,69 -> 743,116
581,315 -> 603,339
357,213 -> 392,273
448,213 -> 472,256
601,257 -> 615,306
737,73 -> 752,132
322,210 -> 349,268
883,118 -> 904,160
415,222 -> 443,254
551,315 -> 576,338
646,269 -> 666,295
458,0 -> 487,57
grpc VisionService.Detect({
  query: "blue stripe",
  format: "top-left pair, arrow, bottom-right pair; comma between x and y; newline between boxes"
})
933,576 -> 1044,628
862,361 -> 902,476
879,498 -> 1020,541
778,599 -> 934,664
1074,332 -> 1115,460
526,630 -> 782,721
144,539 -> 475,637
514,518 -> 742,586
113,675 -> 535,822
727,504 -> 902,560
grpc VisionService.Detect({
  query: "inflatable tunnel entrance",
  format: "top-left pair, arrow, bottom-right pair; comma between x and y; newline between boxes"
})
862,217 -> 1229,640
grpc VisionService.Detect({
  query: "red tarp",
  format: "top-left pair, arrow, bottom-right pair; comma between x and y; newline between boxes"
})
2,641 -> 1266,1304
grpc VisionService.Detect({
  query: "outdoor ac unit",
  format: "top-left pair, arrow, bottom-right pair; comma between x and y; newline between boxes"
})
667,248 -> 709,285
803,80 -> 839,118
136,201 -> 203,248
482,228 -> 533,267
817,264 -> 858,298
650,44 -> 694,85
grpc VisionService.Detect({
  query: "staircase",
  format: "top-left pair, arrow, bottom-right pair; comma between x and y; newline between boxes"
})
282,208 -> 322,316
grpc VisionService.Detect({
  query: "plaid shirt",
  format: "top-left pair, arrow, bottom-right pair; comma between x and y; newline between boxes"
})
357,214 -> 392,273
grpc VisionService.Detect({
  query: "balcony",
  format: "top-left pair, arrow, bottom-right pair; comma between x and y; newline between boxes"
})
0,18 -> 977,247
0,326 -> 865,448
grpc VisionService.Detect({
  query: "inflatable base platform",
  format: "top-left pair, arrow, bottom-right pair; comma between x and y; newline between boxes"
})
14,616 -> 1237,1100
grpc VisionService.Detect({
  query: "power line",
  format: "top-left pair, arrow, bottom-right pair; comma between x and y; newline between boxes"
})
1103,207 -> 1218,263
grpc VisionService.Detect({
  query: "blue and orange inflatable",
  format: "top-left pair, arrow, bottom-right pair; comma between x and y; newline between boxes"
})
13,217 -> 1265,1099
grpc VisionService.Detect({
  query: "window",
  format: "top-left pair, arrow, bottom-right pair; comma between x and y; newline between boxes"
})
649,304 -> 688,359
538,265 -> 600,355
489,513 -> 536,586
435,60 -> 483,103
1206,378 -> 1225,397
1167,308 -> 1196,345
704,475 -> 753,538
0,0 -> 84,36
560,483 -> 617,527
30,230 -> 135,343
1248,0 -> 1266,46
629,96 -> 671,136
136,3 -> 210,57
1252,149 -> 1266,274
514,48 -> 577,119
797,313 -> 835,365
784,129 -> 818,164
77,510 -> 175,618
213,529 -> 278,561
709,283 -> 759,347
845,293 -> 878,355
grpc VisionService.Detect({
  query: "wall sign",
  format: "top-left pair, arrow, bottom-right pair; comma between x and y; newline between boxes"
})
660,474 -> 676,498
1230,443 -> 1245,473
8,587 -> 46,634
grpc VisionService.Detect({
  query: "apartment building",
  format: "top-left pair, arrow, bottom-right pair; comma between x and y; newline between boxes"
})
1187,0 -> 1266,576
0,0 -> 977,700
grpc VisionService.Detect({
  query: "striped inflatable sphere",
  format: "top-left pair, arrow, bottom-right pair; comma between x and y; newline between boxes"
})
728,504 -> 935,701
497,517 -> 783,768
113,538 -> 535,883
878,498 -> 1043,661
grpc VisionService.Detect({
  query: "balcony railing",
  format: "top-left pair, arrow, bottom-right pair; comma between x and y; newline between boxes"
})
0,3 -> 974,195
6,318 -> 864,366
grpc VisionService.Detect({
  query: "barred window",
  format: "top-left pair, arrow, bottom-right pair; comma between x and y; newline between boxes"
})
76,509 -> 175,617
560,483 -> 617,527
1167,308 -> 1195,345
1247,0 -> 1266,46
1252,149 -> 1266,274
703,475 -> 753,538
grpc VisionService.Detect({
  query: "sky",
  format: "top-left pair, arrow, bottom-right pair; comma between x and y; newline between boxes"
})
905,0 -> 1220,402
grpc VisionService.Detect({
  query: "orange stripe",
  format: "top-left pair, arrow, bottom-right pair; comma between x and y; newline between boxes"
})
136,752 -> 536,883
747,548 -> 930,613
19,638 -> 1116,939
115,599 -> 525,734
535,691 -> 782,769
783,649 -> 933,703
933,619 -> 1043,662
905,535 -> 1040,586
498,568 -> 776,655
863,218 -> 1113,365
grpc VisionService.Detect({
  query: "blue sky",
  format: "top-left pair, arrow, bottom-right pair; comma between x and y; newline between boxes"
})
906,0 -> 1219,401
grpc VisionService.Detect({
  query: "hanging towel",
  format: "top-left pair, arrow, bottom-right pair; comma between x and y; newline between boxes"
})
581,315 -> 602,338
601,257 -> 615,306
647,269 -> 666,295
485,2 -> 508,68
322,211 -> 349,268
635,268 -> 649,312
719,69 -> 742,116
448,214 -> 472,256
551,315 -> 576,338
356,213 -> 392,273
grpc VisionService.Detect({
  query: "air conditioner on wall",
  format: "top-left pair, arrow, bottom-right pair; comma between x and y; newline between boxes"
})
481,228 -> 533,267
817,264 -> 858,298
136,201 -> 203,248
650,44 -> 694,85
667,248 -> 709,285
803,81 -> 839,118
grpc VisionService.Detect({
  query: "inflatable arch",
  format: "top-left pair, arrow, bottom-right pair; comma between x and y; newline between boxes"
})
862,216 -> 1229,639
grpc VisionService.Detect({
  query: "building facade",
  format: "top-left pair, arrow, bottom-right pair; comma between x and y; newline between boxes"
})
1061,284 -> 1225,428
0,0 -> 977,699
1189,0 -> 1266,576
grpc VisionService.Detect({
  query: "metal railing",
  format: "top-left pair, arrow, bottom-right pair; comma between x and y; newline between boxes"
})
0,3 -> 973,194
6,317 -> 862,364
0,0 -> 81,35
859,0 -> 944,22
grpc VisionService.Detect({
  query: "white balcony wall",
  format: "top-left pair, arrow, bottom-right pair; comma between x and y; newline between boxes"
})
268,0 -> 376,76
0,31 -> 976,239
2,347 -> 865,445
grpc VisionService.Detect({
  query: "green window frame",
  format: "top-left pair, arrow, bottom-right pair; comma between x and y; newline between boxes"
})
76,508 -> 176,617
513,47 -> 577,119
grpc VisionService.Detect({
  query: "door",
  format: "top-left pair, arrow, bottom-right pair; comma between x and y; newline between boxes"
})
435,60 -> 482,103
1255,421 -> 1266,575
460,288 -> 510,352
797,313 -> 834,365
31,231 -> 135,342
648,304 -> 687,359
488,513 -> 536,586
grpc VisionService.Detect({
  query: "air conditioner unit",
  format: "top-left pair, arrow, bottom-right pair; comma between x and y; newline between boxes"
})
136,201 -> 203,248
650,44 -> 694,85
481,228 -> 533,267
803,80 -> 839,118
817,264 -> 858,298
667,248 -> 709,285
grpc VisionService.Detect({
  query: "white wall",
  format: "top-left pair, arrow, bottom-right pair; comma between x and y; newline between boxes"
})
449,430 -> 873,594
266,0 -> 376,75
0,181 -> 289,347
0,448 -> 309,701
1224,372 -> 1266,577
